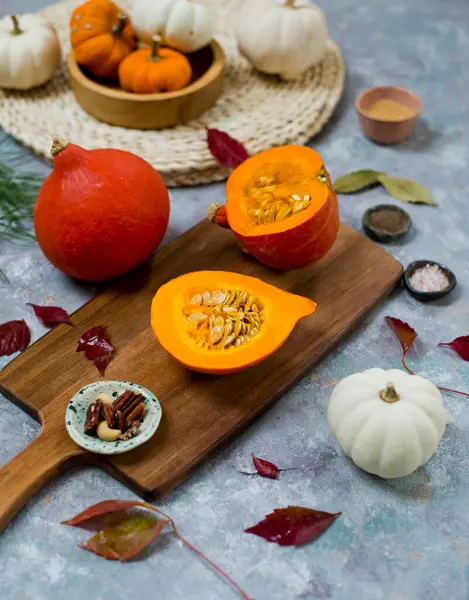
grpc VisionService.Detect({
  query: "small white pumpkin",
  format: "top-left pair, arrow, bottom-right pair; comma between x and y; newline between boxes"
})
0,14 -> 61,90
235,0 -> 328,81
131,0 -> 215,54
328,368 -> 447,479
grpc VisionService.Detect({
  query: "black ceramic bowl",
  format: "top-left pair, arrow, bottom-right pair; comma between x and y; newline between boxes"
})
404,260 -> 456,301
362,204 -> 411,243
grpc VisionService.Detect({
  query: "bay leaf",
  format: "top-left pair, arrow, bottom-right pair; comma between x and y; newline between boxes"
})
333,169 -> 383,193
377,175 -> 436,205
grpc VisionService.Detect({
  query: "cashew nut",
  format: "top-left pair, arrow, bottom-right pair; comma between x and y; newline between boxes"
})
96,420 -> 122,442
96,393 -> 115,406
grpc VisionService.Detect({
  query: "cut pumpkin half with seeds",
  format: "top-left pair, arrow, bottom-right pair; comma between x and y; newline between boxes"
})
151,271 -> 316,374
209,145 -> 339,270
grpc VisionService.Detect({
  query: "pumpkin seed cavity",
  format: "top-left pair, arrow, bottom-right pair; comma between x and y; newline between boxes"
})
245,162 -> 327,225
183,288 -> 264,350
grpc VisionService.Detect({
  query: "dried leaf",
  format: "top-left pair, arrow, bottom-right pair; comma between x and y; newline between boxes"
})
377,175 -> 436,205
63,500 -> 253,599
62,500 -> 147,528
333,169 -> 383,193
79,515 -> 167,562
0,320 -> 31,356
251,453 -> 279,479
438,336 -> 469,361
385,316 -> 417,356
27,303 -> 72,328
245,506 -> 341,546
77,325 -> 114,375
207,128 -> 249,169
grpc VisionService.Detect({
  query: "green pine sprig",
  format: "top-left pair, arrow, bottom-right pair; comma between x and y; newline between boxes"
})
0,161 -> 43,242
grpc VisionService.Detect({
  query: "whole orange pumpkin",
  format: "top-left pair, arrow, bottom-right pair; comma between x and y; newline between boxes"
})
70,0 -> 136,78
119,35 -> 192,93
34,139 -> 170,282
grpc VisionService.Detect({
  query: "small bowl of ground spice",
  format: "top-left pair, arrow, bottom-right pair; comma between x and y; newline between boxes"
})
363,204 -> 411,243
356,86 -> 422,144
404,260 -> 456,301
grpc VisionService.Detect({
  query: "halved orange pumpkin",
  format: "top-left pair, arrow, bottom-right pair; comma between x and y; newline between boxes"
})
151,270 -> 316,374
209,145 -> 339,270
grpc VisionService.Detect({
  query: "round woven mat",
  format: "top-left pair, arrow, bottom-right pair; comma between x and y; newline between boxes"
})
0,0 -> 345,187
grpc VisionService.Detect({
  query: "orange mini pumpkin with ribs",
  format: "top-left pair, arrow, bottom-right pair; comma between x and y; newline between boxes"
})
70,0 -> 136,79
119,35 -> 192,93
210,145 -> 339,270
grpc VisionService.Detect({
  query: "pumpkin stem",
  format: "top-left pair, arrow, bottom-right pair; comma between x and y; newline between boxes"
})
51,138 -> 70,158
379,382 -> 400,404
112,13 -> 127,35
284,0 -> 296,7
208,203 -> 230,229
149,35 -> 162,62
10,15 -> 22,35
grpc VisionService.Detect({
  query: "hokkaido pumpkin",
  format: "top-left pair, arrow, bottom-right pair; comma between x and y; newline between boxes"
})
70,0 -> 136,79
151,270 -> 316,374
119,35 -> 192,93
34,139 -> 170,282
209,145 -> 339,270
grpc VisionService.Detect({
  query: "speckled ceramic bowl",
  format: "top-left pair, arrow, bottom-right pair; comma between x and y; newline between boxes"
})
65,380 -> 162,455
355,86 -> 422,144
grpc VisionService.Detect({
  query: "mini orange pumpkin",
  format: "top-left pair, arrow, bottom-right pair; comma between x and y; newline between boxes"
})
118,35 -> 192,94
70,0 -> 136,79
151,270 -> 316,374
209,145 -> 339,270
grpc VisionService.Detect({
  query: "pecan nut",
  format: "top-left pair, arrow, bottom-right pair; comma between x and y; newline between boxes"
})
84,399 -> 103,435
122,395 -> 143,420
126,402 -> 146,426
119,420 -> 141,441
103,403 -> 115,428
116,409 -> 126,433
112,390 -> 136,410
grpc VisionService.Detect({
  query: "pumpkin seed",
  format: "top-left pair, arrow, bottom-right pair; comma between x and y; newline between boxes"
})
185,287 -> 266,351
190,293 -> 202,305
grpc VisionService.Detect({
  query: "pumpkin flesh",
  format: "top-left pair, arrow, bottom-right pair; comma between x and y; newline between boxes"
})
225,146 -> 339,269
151,271 -> 316,374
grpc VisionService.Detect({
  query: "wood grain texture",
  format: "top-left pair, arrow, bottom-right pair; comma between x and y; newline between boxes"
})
0,220 -> 402,531
68,41 -> 225,129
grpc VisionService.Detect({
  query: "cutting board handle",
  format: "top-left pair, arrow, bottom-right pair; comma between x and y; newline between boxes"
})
0,428 -> 83,533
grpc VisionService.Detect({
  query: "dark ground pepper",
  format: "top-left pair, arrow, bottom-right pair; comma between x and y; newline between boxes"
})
369,209 -> 406,234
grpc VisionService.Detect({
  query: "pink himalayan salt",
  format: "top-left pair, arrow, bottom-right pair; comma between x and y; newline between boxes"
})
409,264 -> 449,292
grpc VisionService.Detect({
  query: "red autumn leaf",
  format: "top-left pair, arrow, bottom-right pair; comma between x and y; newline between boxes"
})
62,500 -> 147,528
251,453 -> 279,479
385,316 -> 417,356
27,303 -> 72,328
77,325 -> 114,375
0,320 -> 31,356
79,515 -> 167,562
207,128 -> 249,169
438,336 -> 469,361
245,506 -> 341,546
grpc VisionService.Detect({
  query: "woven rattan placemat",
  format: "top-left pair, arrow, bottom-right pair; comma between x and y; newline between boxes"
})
0,0 -> 345,186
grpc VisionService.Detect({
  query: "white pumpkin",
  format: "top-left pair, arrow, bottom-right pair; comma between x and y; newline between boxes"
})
131,0 -> 215,53
0,14 -> 61,90
234,0 -> 328,80
328,368 -> 447,479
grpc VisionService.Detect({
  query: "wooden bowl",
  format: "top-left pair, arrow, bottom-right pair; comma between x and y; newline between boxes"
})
355,86 -> 422,144
68,41 -> 225,130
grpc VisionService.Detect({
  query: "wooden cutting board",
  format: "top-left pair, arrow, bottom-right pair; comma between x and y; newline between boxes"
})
0,220 -> 402,532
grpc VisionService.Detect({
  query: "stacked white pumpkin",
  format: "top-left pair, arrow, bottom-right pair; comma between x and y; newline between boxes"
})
0,14 -> 61,90
131,0 -> 215,53
328,368 -> 448,478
